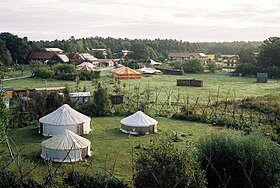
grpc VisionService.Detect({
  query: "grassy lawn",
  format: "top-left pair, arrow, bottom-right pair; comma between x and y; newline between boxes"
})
2,70 -> 280,101
2,116 -> 235,185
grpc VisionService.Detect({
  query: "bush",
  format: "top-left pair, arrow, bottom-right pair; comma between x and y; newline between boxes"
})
197,132 -> 280,188
33,67 -> 54,78
0,170 -> 42,187
79,70 -> 94,80
93,82 -> 112,116
235,63 -> 259,76
133,137 -> 206,188
53,64 -> 77,80
64,171 -> 128,188
182,59 -> 204,73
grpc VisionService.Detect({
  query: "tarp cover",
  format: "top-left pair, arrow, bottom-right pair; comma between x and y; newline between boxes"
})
76,62 -> 96,68
138,67 -> 161,74
121,111 -> 158,127
42,129 -> 91,150
39,104 -> 90,125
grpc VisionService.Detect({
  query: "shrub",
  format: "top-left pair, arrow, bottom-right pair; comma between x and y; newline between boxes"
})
197,131 -> 280,188
53,64 -> 77,80
93,82 -> 112,116
206,62 -> 218,73
79,70 -> 94,80
64,171 -> 128,188
235,63 -> 259,76
133,137 -> 206,188
33,67 -> 54,79
182,59 -> 204,73
0,170 -> 42,187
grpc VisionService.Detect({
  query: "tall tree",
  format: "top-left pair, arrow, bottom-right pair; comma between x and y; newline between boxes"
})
258,37 -> 280,68
0,32 -> 29,64
238,48 -> 256,64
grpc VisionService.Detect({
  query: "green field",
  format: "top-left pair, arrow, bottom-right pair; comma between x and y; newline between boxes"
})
2,116 -> 235,185
2,70 -> 280,101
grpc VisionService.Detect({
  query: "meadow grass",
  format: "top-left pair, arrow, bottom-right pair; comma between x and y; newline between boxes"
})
2,116 -> 234,185
2,71 -> 280,101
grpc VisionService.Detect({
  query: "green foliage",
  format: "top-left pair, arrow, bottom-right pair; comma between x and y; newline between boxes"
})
53,63 -> 77,80
0,170 -> 42,188
64,171 -> 128,188
235,63 -> 259,76
182,59 -> 205,73
45,92 -> 65,114
197,132 -> 280,188
133,137 -> 206,188
79,70 -> 95,80
0,93 -> 9,143
0,32 -> 30,64
206,62 -> 218,73
93,82 -> 112,116
128,41 -> 150,61
33,66 -> 54,79
238,48 -> 256,64
0,39 -> 12,65
258,37 -> 280,68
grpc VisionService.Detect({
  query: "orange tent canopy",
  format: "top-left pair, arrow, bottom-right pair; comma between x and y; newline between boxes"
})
111,67 -> 142,79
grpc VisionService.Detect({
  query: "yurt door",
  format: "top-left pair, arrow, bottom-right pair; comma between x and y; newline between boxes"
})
149,125 -> 154,133
77,123 -> 84,135
40,123 -> 43,135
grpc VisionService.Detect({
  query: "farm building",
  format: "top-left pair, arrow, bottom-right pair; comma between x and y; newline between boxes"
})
0,86 -> 13,108
120,111 -> 158,135
69,92 -> 91,103
69,52 -> 99,65
111,66 -> 142,79
41,129 -> 91,163
168,52 -> 209,64
39,104 -> 91,136
98,59 -> 115,67
28,52 -> 54,63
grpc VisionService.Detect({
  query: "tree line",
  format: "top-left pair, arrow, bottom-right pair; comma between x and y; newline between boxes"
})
0,32 -> 262,65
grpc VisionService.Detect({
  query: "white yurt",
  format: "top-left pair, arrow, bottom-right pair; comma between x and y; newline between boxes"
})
39,104 -> 91,136
120,111 -> 158,135
41,129 -> 91,162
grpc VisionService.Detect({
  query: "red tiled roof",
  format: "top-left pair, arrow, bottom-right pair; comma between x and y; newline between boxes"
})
28,52 -> 54,60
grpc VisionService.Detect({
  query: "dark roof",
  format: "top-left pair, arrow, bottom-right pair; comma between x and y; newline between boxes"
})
28,52 -> 54,60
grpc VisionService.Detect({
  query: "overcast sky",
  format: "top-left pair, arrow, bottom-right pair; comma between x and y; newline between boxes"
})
1,0 -> 279,42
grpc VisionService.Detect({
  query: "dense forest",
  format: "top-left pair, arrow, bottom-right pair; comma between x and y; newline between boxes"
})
0,32 -> 262,65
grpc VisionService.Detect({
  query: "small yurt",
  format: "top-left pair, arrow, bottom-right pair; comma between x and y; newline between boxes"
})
120,111 -> 158,135
41,130 -> 91,162
39,104 -> 91,136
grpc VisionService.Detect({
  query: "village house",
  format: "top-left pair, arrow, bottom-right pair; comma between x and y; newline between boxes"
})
168,52 -> 209,64
220,55 -> 239,67
98,59 -> 115,67
68,52 -> 99,65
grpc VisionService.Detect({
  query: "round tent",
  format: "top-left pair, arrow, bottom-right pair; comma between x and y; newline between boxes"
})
39,104 -> 91,136
41,129 -> 91,162
111,66 -> 142,79
120,111 -> 158,135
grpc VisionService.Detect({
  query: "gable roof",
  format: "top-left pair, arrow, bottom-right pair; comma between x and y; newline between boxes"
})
28,52 -> 54,60
39,104 -> 90,125
79,53 -> 98,61
56,54 -> 69,63
121,111 -> 158,127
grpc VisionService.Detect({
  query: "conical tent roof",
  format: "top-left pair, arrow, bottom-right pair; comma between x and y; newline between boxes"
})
39,104 -> 90,125
42,129 -> 91,150
121,111 -> 158,127
111,66 -> 141,79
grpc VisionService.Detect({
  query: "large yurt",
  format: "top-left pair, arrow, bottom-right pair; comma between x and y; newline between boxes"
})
120,111 -> 158,135
111,66 -> 142,79
41,129 -> 91,162
39,104 -> 91,136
